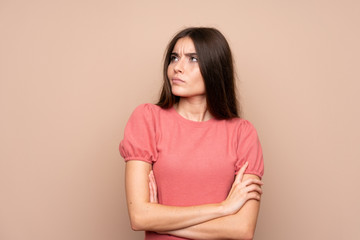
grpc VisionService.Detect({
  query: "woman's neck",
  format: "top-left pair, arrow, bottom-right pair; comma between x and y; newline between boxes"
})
175,97 -> 212,122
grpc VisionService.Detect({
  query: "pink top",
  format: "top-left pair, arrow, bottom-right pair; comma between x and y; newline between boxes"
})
120,104 -> 264,240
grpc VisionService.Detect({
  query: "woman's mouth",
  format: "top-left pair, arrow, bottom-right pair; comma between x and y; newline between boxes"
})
172,78 -> 185,84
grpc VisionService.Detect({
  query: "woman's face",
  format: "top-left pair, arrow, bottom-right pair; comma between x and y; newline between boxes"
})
167,37 -> 206,99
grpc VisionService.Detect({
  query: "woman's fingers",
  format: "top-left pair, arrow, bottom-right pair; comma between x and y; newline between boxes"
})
234,162 -> 248,184
149,172 -> 154,202
148,171 -> 158,203
241,178 -> 263,187
149,181 -> 154,202
224,167 -> 264,214
246,191 -> 262,201
231,182 -> 263,199
243,183 -> 263,195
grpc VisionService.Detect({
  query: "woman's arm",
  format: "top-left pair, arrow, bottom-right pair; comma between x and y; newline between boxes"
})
163,175 -> 262,240
125,160 -> 262,233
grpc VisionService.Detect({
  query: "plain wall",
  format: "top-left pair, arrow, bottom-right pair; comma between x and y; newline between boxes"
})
1,0 -> 359,239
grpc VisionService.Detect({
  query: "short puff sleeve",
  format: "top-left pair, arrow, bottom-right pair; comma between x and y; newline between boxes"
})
119,104 -> 158,164
235,120 -> 264,178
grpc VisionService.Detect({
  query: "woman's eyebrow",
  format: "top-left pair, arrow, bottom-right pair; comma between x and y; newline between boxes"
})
171,52 -> 197,56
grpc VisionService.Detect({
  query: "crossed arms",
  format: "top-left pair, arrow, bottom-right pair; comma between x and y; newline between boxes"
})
125,160 -> 263,240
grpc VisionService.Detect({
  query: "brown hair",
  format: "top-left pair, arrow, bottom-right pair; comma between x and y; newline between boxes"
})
156,27 -> 240,119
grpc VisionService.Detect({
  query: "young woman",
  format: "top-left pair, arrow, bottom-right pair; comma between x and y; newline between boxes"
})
120,27 -> 264,240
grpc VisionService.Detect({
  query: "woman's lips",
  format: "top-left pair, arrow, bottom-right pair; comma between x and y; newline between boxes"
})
172,78 -> 185,84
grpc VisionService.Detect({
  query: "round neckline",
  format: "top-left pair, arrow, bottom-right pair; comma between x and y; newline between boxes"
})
169,106 -> 217,127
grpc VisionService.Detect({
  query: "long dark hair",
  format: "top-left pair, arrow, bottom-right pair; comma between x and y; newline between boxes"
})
156,27 -> 240,119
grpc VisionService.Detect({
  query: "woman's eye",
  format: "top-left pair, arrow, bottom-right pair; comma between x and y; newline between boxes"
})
170,55 -> 179,62
190,56 -> 198,62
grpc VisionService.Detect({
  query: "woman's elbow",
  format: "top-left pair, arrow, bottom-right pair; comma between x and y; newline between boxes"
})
240,231 -> 254,240
129,219 -> 141,231
233,232 -> 254,240
129,213 -> 146,231
233,224 -> 255,240
128,201 -> 158,231
129,208 -> 151,231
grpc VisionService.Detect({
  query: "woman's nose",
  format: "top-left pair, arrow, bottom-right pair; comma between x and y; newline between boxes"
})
174,59 -> 184,73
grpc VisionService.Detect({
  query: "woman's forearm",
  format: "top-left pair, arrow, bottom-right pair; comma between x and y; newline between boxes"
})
129,201 -> 227,232
163,199 -> 260,240
126,161 -> 262,233
126,160 -> 228,232
161,175 -> 262,240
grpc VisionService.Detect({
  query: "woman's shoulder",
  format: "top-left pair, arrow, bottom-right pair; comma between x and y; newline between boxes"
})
227,117 -> 255,128
129,103 -> 167,122
132,103 -> 163,114
223,117 -> 259,136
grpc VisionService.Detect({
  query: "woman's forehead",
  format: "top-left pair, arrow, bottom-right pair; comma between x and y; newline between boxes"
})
172,37 -> 196,54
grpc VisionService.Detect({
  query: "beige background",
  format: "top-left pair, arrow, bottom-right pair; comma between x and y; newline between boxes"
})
1,0 -> 359,239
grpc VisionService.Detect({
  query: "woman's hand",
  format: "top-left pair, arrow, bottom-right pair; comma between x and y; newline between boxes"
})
149,164 -> 263,213
221,162 -> 263,215
149,170 -> 158,204
128,161 -> 254,232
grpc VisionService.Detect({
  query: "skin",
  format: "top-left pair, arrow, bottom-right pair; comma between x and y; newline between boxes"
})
125,37 -> 263,239
149,170 -> 262,240
167,37 -> 211,122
